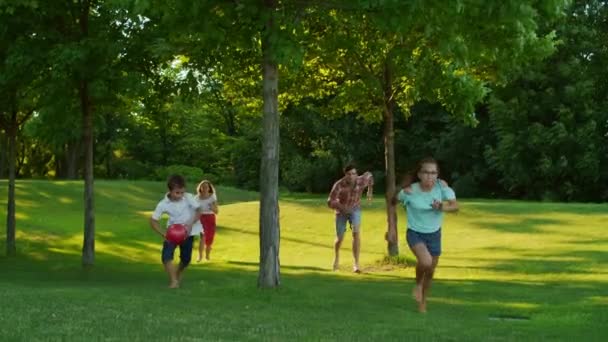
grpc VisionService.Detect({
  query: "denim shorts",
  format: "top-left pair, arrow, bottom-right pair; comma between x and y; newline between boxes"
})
335,208 -> 362,238
406,228 -> 442,257
161,236 -> 194,265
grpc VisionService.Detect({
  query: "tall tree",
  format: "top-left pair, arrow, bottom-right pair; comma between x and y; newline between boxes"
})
258,0 -> 281,287
140,0 -> 308,287
43,0 -> 146,265
0,1 -> 46,256
310,0 -> 569,255
486,0 -> 608,201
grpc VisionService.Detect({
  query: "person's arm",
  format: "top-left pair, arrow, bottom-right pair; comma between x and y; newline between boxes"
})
432,183 -> 458,212
327,181 -> 346,212
212,194 -> 219,214
442,199 -> 459,212
150,202 -> 167,239
432,198 -> 459,212
361,171 -> 374,202
149,218 -> 166,240
392,188 -> 408,206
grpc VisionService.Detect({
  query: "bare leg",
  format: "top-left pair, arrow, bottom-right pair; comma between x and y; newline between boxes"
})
333,235 -> 344,271
422,256 -> 439,299
205,245 -> 211,260
175,262 -> 187,286
352,229 -> 361,272
409,243 -> 433,312
197,235 -> 204,262
164,262 -> 179,288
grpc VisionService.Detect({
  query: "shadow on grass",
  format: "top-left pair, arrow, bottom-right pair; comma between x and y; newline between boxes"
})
218,225 -> 333,250
464,200 -> 608,216
445,245 -> 608,276
0,180 -> 261,216
1,234 -> 606,341
1,245 -> 606,341
228,260 -> 327,272
470,217 -> 566,233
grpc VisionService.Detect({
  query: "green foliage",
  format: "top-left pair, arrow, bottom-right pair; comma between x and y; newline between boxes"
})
281,154 -> 340,193
280,100 -> 384,192
154,164 -> 204,185
451,172 -> 480,198
281,155 -> 314,192
112,159 -> 154,180
6,0 -> 608,204
229,134 -> 261,191
484,0 -> 608,201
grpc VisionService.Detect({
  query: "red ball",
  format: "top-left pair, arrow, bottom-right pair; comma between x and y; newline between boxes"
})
166,224 -> 188,245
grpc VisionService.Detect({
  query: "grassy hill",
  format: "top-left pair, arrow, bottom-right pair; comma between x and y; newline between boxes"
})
0,180 -> 607,341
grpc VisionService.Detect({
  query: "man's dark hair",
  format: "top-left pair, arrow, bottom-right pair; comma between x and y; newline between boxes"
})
167,174 -> 186,190
343,163 -> 356,174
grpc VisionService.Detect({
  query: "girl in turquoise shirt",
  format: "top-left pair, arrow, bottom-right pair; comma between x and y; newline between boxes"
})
393,157 -> 459,313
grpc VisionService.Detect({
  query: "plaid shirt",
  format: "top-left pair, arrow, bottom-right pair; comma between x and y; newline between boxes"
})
327,172 -> 374,213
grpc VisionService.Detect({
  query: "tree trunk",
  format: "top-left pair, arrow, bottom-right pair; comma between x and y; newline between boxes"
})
66,141 -> 79,179
80,0 -> 95,267
5,110 -> 17,256
104,113 -> 113,177
81,79 -> 95,267
0,131 -> 7,178
383,63 -> 399,256
258,0 -> 280,288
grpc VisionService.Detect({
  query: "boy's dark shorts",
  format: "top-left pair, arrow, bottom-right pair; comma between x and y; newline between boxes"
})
406,228 -> 442,257
161,236 -> 194,266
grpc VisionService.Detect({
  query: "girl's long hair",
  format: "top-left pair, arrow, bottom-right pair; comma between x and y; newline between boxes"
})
196,180 -> 216,198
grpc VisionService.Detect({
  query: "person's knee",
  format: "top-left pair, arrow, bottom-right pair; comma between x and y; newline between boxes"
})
178,237 -> 194,267
417,257 -> 433,270
161,244 -> 175,264
334,236 -> 344,246
180,256 -> 191,268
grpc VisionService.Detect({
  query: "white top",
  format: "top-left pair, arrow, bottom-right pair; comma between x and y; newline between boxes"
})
197,193 -> 217,214
152,193 -> 201,236
191,193 -> 217,234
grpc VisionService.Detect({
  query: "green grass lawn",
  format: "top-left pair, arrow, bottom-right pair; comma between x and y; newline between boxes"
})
0,179 -> 607,341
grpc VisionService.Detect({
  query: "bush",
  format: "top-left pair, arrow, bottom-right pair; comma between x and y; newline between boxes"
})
309,155 -> 341,193
451,172 -> 480,198
155,165 -> 204,185
371,170 -> 386,194
113,159 -> 154,180
282,155 -> 314,192
198,172 -> 220,185
229,136 -> 261,191
281,154 -> 341,193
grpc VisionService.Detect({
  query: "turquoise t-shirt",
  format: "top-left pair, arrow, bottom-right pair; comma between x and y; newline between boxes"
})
397,182 -> 456,233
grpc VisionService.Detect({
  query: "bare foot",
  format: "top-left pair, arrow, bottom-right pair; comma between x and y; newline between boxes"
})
169,280 -> 180,289
196,256 -> 202,263
332,261 -> 339,271
417,301 -> 427,313
412,285 -> 423,303
353,266 -> 361,273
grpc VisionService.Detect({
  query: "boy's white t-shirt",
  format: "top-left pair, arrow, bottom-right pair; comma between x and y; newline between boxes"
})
152,193 -> 202,236
192,193 -> 217,233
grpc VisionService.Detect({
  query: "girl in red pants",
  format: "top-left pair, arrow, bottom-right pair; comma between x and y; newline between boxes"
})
195,180 -> 218,262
